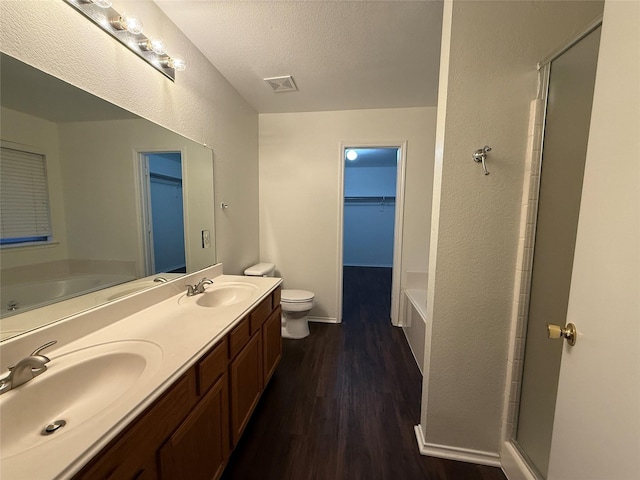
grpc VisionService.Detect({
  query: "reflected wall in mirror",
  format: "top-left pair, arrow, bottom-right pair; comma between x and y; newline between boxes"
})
0,53 -> 216,341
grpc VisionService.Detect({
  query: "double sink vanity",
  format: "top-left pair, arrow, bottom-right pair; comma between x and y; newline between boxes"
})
0,264 -> 282,479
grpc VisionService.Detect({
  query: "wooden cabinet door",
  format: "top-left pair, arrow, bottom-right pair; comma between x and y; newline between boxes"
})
229,332 -> 262,447
262,306 -> 282,386
131,456 -> 158,480
73,373 -> 194,480
159,373 -> 230,480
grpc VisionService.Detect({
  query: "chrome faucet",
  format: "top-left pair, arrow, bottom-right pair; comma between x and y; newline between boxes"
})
186,277 -> 213,296
0,340 -> 57,395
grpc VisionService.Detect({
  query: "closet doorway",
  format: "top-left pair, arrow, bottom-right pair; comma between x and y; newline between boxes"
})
339,144 -> 406,325
138,151 -> 186,275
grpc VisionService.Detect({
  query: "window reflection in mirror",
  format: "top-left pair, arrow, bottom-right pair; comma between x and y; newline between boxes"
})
0,53 -> 215,341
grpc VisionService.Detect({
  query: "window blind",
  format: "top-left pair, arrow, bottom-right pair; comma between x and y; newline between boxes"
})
0,146 -> 52,244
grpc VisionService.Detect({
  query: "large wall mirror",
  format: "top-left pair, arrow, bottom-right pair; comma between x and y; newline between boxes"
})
0,53 -> 216,341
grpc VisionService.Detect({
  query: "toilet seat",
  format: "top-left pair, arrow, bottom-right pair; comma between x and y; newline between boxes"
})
281,289 -> 314,303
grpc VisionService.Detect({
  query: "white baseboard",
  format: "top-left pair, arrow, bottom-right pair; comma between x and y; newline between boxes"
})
308,316 -> 339,324
500,441 -> 540,480
414,425 -> 501,467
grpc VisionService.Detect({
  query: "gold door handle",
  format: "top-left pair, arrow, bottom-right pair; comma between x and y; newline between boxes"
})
547,323 -> 577,346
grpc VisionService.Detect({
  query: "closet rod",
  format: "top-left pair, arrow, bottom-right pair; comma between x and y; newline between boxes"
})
344,196 -> 396,201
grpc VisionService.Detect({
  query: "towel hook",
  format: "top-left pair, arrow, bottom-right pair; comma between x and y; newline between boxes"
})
472,145 -> 492,175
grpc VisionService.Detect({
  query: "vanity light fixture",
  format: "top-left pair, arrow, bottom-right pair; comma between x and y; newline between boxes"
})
160,55 -> 187,72
111,12 -> 144,35
63,0 -> 185,81
94,0 -> 112,7
139,36 -> 167,56
78,0 -> 112,8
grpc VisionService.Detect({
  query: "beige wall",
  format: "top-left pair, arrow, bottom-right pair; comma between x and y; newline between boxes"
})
259,107 -> 436,321
0,0 -> 259,274
58,118 -> 214,276
419,0 -> 604,461
0,108 -> 69,268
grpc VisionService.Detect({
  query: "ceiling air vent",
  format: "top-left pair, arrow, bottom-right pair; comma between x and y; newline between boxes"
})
264,75 -> 298,93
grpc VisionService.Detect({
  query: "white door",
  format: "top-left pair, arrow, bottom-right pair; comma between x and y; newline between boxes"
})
547,2 -> 639,478
515,24 -> 601,477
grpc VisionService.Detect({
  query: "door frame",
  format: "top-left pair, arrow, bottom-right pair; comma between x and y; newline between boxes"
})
336,141 -> 408,325
500,16 -> 603,480
134,149 -> 186,277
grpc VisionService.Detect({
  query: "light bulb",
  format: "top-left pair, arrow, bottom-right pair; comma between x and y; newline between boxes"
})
139,36 -> 167,55
161,55 -> 187,72
346,150 -> 358,161
169,55 -> 186,72
112,12 -> 143,35
149,36 -> 167,55
123,13 -> 143,34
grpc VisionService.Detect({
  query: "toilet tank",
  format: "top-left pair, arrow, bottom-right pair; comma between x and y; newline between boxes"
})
243,263 -> 275,277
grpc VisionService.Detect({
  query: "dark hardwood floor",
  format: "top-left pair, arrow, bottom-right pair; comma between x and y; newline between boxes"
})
221,266 -> 507,480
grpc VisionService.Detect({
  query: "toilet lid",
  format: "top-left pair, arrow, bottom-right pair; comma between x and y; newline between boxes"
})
281,289 -> 314,303
244,263 -> 275,276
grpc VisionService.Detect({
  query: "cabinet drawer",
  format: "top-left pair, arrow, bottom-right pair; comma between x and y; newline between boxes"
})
249,296 -> 272,335
228,316 -> 250,359
197,337 -> 228,396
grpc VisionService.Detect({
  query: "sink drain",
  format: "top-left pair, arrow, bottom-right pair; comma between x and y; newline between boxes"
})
41,420 -> 66,435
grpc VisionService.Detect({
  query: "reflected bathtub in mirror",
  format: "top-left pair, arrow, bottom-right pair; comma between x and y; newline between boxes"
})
0,54 -> 216,341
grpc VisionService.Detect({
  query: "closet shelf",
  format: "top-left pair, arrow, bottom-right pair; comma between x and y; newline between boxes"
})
344,196 -> 396,205
344,196 -> 395,203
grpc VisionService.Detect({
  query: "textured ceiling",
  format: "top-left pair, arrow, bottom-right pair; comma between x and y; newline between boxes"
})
156,0 -> 443,113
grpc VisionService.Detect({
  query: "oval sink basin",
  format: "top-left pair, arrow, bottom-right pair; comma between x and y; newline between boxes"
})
0,340 -> 163,459
197,283 -> 259,308
179,282 -> 259,308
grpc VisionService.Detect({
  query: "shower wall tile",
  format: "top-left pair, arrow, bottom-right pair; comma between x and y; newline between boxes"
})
517,272 -> 528,299
503,97 -> 545,446
525,223 -> 536,248
526,199 -> 538,224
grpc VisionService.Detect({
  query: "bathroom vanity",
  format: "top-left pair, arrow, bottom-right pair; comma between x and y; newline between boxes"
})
0,264 -> 282,480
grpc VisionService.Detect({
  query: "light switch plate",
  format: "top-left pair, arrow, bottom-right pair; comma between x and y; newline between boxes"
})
202,230 -> 211,248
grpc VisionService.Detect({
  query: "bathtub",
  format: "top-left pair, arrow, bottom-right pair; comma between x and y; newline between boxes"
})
403,289 -> 428,375
1,274 -> 135,318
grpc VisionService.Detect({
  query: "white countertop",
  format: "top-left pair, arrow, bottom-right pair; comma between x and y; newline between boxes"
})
0,265 -> 282,480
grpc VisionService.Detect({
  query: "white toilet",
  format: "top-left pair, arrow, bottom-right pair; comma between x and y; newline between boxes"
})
243,263 -> 315,339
